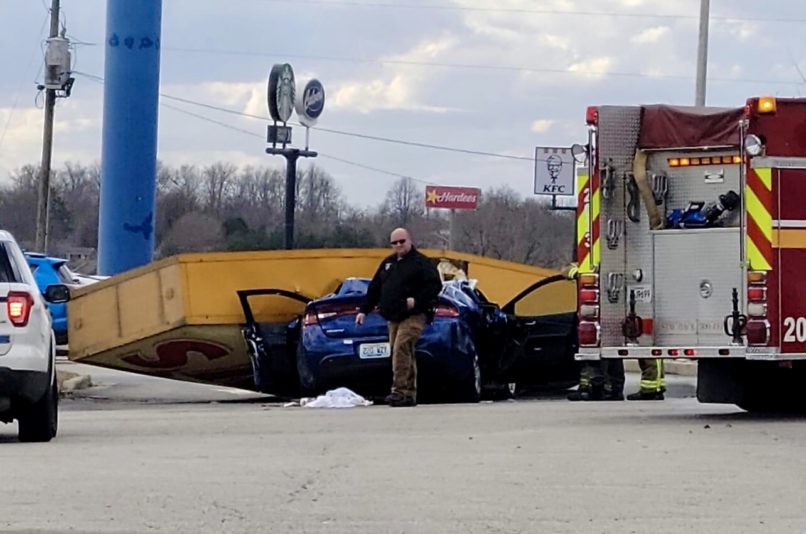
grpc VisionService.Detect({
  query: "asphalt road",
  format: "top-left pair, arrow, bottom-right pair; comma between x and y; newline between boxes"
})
1,368 -> 805,533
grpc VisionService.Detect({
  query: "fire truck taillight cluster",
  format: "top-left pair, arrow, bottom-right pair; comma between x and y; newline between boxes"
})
746,270 -> 770,346
578,273 -> 601,347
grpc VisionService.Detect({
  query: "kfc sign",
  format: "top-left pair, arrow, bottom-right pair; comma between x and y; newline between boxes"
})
425,186 -> 480,210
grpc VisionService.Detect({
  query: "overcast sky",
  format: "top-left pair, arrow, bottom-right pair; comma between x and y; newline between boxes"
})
2,0 -> 805,207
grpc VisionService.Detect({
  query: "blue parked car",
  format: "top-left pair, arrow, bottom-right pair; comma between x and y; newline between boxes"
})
24,253 -> 78,344
238,275 -> 578,403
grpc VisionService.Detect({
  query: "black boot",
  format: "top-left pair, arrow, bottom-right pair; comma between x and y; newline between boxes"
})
626,390 -> 664,401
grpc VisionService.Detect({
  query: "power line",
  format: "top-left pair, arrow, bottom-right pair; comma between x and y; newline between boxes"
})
161,46 -> 803,87
159,103 -> 430,184
74,71 -> 536,161
227,0 -> 806,24
78,74 -> 425,185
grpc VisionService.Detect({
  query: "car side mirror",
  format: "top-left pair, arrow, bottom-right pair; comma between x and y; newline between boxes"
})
44,284 -> 71,304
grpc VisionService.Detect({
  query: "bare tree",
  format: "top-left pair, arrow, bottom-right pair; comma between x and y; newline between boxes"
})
201,162 -> 236,213
383,177 -> 423,227
157,211 -> 225,257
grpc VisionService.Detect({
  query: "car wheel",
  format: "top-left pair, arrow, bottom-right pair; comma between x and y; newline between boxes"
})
18,379 -> 58,443
456,355 -> 482,403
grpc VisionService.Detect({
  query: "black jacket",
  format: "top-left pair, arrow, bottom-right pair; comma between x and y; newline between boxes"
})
360,247 -> 442,322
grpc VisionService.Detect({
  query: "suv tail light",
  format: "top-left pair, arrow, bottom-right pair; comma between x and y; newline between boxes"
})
7,291 -> 34,327
746,270 -> 770,346
578,273 -> 600,347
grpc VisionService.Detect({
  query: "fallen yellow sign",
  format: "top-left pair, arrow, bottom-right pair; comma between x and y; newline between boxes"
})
68,248 -> 566,388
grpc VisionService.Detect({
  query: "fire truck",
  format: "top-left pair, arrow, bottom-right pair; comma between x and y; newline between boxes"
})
572,97 -> 806,411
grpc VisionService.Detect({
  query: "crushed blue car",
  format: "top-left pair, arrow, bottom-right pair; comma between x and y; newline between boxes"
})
238,275 -> 578,403
24,253 -> 78,344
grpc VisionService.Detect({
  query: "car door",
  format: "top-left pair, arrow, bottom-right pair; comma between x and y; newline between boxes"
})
498,275 -> 578,385
237,289 -> 312,397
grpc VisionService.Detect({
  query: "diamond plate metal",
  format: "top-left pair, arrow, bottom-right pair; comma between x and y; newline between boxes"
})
597,121 -> 744,348
597,106 -> 642,345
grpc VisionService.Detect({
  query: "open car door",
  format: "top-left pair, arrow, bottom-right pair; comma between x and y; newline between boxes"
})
237,289 -> 312,397
499,275 -> 579,386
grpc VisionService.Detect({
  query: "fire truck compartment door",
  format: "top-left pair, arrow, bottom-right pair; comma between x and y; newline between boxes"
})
652,228 -> 741,346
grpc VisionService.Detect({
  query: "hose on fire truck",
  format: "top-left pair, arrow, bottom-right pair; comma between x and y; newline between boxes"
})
632,150 -> 664,229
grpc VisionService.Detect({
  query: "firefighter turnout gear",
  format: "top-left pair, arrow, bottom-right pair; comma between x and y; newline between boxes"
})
568,360 -> 625,401
626,359 -> 665,401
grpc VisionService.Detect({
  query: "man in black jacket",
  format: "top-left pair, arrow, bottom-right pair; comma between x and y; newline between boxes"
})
356,228 -> 442,407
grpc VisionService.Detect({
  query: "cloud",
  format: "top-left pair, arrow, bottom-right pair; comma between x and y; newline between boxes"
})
631,26 -> 670,44
530,119 -> 555,133
328,36 -> 457,114
567,57 -> 615,80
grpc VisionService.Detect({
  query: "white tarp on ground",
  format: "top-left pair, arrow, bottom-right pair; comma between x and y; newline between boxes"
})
294,387 -> 373,408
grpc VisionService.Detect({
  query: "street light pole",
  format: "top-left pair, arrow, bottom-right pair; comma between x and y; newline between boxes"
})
695,0 -> 710,106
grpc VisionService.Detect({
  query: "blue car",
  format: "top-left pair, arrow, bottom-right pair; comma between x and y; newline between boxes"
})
24,253 -> 77,344
239,275 -> 579,403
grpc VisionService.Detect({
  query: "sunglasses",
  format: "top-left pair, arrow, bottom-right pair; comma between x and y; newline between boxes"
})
390,239 -> 407,245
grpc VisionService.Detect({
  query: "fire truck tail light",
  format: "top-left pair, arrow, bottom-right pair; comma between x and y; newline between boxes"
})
748,287 -> 767,302
652,349 -> 662,356
669,158 -> 680,167
684,349 -> 697,357
679,157 -> 691,166
579,273 -> 599,288
578,321 -> 600,347
668,349 -> 680,357
746,320 -> 770,346
758,96 -> 777,114
579,289 -> 599,304
747,303 -> 767,318
579,304 -> 599,319
748,271 -> 767,285
586,106 -> 599,125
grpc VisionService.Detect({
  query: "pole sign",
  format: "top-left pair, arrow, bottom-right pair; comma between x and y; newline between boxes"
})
267,63 -> 296,123
425,186 -> 480,210
295,79 -> 325,127
534,146 -> 574,197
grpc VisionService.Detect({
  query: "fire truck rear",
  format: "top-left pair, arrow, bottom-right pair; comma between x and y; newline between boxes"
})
573,97 -> 806,411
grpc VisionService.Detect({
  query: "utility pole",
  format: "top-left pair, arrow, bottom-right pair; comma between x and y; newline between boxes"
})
695,0 -> 710,106
36,0 -> 61,252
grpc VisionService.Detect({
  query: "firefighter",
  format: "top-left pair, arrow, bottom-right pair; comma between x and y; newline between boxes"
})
563,262 -> 625,401
627,359 -> 666,400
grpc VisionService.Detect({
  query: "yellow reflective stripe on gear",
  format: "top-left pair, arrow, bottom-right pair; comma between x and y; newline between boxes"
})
658,359 -> 666,388
746,186 -> 773,242
755,167 -> 772,191
746,236 -> 773,271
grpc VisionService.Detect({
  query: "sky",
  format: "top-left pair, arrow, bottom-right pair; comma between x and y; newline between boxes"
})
2,0 -> 806,208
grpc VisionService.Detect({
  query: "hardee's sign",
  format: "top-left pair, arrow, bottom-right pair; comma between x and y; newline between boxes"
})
425,186 -> 480,210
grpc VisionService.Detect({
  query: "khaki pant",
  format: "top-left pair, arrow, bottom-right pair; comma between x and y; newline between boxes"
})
387,314 -> 426,399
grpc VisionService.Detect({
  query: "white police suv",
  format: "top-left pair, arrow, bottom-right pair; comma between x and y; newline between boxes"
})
0,231 -> 70,442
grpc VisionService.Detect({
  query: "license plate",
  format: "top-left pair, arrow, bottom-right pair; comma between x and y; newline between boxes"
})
359,342 -> 391,359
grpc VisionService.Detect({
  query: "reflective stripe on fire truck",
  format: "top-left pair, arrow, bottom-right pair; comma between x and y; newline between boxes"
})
576,171 -> 600,274
746,167 -> 773,271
